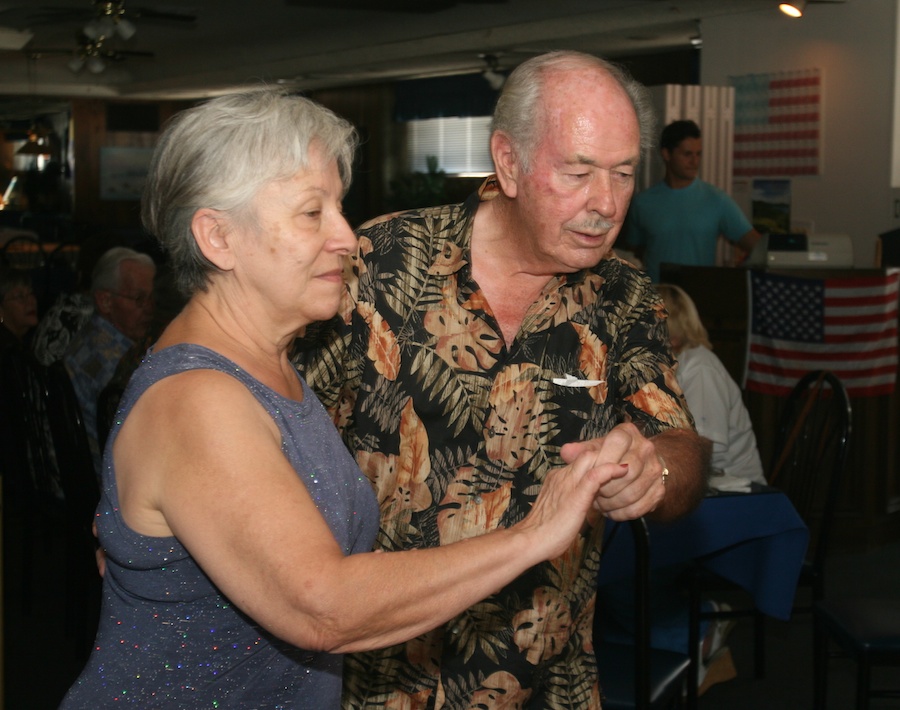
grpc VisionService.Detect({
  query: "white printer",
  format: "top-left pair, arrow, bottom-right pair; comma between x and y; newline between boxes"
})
747,232 -> 854,269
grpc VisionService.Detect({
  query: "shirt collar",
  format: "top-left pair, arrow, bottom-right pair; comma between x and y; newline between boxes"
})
426,174 -> 603,287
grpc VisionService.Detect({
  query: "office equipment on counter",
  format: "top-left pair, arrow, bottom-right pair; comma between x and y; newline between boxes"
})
747,232 -> 854,269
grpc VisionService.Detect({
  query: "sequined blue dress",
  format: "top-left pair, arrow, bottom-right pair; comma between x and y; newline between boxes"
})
61,344 -> 379,708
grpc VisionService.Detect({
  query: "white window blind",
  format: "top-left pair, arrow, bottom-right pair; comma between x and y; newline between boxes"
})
406,116 -> 494,176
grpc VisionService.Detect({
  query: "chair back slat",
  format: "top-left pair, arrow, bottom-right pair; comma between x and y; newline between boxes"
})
45,361 -> 100,534
767,370 -> 852,582
0,347 -> 62,507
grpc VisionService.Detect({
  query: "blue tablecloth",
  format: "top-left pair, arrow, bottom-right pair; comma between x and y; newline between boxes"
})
597,488 -> 809,620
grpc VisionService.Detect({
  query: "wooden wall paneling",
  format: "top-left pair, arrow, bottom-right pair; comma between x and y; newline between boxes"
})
70,99 -> 193,238
311,83 -> 395,225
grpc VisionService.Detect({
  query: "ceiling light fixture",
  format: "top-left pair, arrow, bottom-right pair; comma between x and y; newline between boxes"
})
480,54 -> 505,90
84,1 -> 137,41
779,1 -> 807,17
68,37 -> 109,74
690,19 -> 702,47
16,128 -> 52,156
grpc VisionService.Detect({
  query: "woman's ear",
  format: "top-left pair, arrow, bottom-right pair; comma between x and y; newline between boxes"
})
191,208 -> 235,272
491,131 -> 520,199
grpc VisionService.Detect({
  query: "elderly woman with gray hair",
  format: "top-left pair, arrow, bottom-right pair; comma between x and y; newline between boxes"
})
61,89 -> 628,708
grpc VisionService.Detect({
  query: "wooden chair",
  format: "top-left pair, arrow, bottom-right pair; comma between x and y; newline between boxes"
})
0,235 -> 45,270
596,518 -> 691,710
685,370 -> 852,707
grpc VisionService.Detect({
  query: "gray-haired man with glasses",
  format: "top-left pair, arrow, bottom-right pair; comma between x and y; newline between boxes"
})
64,246 -> 156,473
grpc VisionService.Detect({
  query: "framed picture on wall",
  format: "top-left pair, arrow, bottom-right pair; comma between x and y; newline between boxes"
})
99,146 -> 154,200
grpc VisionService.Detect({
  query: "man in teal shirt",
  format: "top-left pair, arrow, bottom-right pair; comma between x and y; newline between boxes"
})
621,120 -> 761,282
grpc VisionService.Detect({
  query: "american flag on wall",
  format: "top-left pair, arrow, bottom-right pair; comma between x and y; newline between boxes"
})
731,69 -> 821,177
745,269 -> 900,397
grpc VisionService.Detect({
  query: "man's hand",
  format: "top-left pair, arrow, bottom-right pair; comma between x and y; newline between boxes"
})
561,424 -> 710,522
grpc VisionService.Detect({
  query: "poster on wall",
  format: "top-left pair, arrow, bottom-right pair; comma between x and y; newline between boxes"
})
751,178 -> 791,235
100,146 -> 154,200
730,68 -> 821,177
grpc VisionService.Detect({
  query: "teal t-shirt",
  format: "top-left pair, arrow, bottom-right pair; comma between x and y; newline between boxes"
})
622,178 -> 752,281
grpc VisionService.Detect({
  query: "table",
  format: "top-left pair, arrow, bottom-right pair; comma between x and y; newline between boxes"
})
597,487 -> 809,620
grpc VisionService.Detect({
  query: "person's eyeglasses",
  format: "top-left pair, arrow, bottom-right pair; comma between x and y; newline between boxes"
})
3,290 -> 35,304
109,291 -> 153,309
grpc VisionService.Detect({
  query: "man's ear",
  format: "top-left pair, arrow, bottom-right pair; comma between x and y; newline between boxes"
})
491,131 -> 520,199
191,208 -> 235,272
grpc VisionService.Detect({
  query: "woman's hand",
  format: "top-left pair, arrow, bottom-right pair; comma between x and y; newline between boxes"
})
515,451 -> 629,560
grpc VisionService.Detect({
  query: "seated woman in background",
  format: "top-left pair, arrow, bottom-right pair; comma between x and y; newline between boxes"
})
656,283 -> 765,487
60,88 -> 625,708
598,283 -> 766,694
0,266 -> 38,350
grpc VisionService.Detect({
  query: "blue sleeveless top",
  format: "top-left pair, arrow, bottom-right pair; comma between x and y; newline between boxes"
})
61,344 -> 379,708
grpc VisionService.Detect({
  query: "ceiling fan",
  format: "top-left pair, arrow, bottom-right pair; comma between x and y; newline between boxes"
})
18,2 -> 197,29
27,32 -> 154,74
19,1 -> 194,74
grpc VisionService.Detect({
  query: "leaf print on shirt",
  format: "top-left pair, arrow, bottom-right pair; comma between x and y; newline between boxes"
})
546,533 -> 586,594
437,466 -> 512,545
423,279 -> 502,372
333,389 -> 357,433
572,322 -> 609,405
512,586 -> 573,665
383,688 -> 432,710
626,381 -> 694,429
359,301 -> 401,380
356,399 -> 432,524
550,272 -> 605,328
484,364 -> 543,469
406,627 -> 444,681
464,671 -> 532,709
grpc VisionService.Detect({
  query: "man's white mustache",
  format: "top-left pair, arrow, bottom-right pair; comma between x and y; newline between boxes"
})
567,219 -> 615,233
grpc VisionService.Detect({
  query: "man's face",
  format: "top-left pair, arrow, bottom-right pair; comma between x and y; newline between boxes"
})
662,136 -> 702,183
504,68 -> 642,275
99,260 -> 155,342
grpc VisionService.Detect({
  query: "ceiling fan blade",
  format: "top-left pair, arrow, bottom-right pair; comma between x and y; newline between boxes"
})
131,6 -> 197,23
25,47 -> 74,57
112,49 -> 154,58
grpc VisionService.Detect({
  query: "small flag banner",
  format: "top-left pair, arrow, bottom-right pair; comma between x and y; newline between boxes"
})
731,68 -> 821,177
746,269 -> 900,397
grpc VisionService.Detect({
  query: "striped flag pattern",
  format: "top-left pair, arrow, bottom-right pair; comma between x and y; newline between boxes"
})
731,69 -> 821,177
745,269 -> 899,397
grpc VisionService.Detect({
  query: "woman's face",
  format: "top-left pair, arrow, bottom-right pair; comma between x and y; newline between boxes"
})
0,283 -> 38,339
235,143 -> 357,329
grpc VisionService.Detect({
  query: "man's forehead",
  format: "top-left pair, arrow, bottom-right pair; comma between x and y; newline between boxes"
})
120,260 -> 155,281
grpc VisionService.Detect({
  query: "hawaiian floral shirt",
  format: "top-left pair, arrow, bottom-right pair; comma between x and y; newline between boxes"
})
293,178 -> 694,709
63,311 -> 133,474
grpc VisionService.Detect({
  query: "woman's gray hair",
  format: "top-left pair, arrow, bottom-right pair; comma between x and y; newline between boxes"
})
141,87 -> 358,297
90,246 -> 155,294
492,50 -> 656,173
